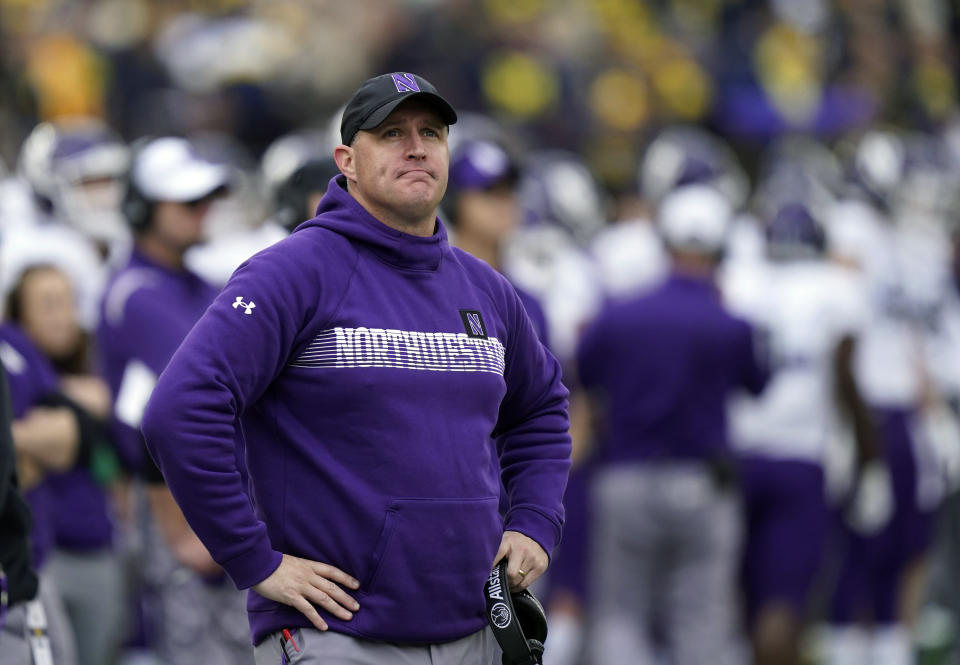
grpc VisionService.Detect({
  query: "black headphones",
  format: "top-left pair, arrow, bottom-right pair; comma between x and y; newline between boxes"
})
484,560 -> 548,665
121,137 -> 158,232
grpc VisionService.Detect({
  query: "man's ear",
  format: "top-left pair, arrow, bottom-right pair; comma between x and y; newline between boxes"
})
334,145 -> 355,182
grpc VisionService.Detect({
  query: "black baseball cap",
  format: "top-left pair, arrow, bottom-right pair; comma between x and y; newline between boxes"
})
340,72 -> 458,145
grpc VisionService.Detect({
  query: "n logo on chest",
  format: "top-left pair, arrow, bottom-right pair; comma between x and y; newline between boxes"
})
459,309 -> 488,339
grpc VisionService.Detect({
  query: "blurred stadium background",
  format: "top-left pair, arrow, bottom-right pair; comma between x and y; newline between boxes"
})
0,0 -> 956,188
3,1 -> 960,665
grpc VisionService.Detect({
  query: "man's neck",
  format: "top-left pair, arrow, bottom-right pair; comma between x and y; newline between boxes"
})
670,251 -> 717,280
374,210 -> 436,237
137,234 -> 185,270
345,182 -> 436,237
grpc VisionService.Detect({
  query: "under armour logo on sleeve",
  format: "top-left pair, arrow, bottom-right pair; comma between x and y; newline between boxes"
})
232,296 -> 256,315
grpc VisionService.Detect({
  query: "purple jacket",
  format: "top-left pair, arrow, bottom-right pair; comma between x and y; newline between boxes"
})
577,272 -> 768,463
142,175 -> 571,645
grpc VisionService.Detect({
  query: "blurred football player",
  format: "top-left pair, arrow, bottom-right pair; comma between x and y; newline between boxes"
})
723,171 -> 885,665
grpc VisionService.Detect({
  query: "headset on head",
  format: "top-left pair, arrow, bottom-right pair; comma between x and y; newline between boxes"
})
121,137 -> 158,232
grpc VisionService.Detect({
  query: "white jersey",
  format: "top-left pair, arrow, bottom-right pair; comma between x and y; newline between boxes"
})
929,287 -> 960,399
501,224 -> 602,365
185,220 -> 288,287
0,176 -> 41,233
724,212 -> 767,268
828,199 -> 950,407
724,259 -> 869,462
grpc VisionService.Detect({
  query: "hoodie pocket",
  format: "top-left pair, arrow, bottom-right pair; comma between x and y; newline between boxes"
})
356,496 -> 502,640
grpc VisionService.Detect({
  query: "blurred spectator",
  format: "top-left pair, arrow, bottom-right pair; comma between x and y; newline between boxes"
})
0,1 -> 955,179
576,184 -> 768,665
97,136 -> 251,665
0,1 -> 957,662
1,118 -> 130,330
4,264 -> 125,665
1,311 -> 81,665
444,136 -> 550,344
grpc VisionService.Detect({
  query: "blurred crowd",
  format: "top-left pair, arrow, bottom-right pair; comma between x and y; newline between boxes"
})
1,1 -> 960,664
1,0 -> 958,184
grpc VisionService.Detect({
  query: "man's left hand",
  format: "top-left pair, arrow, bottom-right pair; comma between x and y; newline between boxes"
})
492,530 -> 547,592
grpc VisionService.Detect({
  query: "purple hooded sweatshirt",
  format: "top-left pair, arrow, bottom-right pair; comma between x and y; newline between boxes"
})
141,175 -> 572,645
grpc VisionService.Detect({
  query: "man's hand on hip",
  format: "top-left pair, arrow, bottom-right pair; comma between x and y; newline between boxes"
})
493,530 -> 548,592
252,553 -> 360,631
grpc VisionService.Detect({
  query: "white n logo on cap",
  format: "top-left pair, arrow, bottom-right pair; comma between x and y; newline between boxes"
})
392,73 -> 420,93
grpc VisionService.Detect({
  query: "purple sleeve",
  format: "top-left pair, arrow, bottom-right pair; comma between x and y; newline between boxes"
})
494,283 -> 572,559
0,327 -> 60,416
141,240 -> 345,589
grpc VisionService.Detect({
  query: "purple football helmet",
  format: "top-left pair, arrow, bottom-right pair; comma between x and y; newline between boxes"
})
519,150 -> 608,245
18,118 -> 130,243
638,124 -> 748,209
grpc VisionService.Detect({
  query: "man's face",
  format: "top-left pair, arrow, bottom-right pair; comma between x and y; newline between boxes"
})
150,196 -> 216,253
19,267 -> 79,360
457,183 -> 520,244
345,99 -> 449,229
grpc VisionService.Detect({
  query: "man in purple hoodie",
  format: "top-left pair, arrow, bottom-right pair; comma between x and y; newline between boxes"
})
577,185 -> 768,665
142,72 -> 572,664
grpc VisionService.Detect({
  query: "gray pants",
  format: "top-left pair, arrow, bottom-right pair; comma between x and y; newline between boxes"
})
0,588 -> 73,665
39,572 -> 78,665
253,627 -> 502,665
141,502 -> 253,665
586,463 -> 746,665
48,549 -> 125,665
145,558 -> 252,665
0,605 -> 31,665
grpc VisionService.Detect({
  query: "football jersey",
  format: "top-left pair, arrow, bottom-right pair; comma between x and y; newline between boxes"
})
829,199 -> 949,407
724,259 -> 869,462
501,224 -> 602,364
